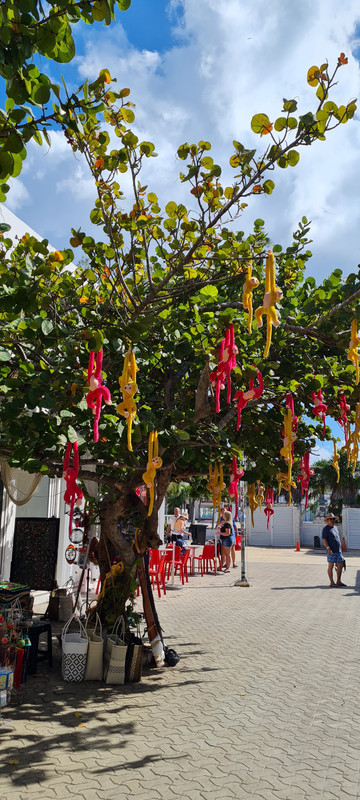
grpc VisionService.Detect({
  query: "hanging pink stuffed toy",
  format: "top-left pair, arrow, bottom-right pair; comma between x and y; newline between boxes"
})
63,441 -> 84,536
228,457 -> 244,520
264,488 -> 274,530
297,452 -> 314,510
337,391 -> 350,443
311,388 -> 327,437
234,368 -> 264,430
209,324 -> 238,413
86,349 -> 112,442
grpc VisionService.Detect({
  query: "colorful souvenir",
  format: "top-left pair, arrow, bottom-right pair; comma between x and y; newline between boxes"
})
348,318 -> 360,385
209,325 -> 238,413
297,451 -> 314,510
207,462 -> 225,525
86,348 -> 112,443
228,457 -> 244,521
311,388 -> 327,437
142,431 -> 163,517
246,483 -> 258,528
264,488 -> 274,529
254,250 -> 283,358
233,368 -> 263,430
117,347 -> 138,451
63,440 -> 84,536
242,261 -> 259,334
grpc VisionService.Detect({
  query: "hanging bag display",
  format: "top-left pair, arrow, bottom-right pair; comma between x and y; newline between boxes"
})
84,613 -> 104,681
103,616 -> 127,685
48,578 -> 74,622
125,625 -> 143,683
61,614 -> 89,682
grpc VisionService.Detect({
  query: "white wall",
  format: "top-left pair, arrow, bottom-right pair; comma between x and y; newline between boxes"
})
248,504 -> 300,547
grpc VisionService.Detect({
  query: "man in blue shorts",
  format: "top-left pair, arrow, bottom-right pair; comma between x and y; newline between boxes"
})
322,512 -> 346,588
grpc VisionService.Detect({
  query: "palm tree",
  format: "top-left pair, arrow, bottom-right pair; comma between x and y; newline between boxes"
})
311,453 -> 360,506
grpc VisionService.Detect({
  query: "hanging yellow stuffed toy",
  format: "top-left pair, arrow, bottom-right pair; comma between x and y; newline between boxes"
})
256,482 -> 265,508
242,261 -> 259,334
117,347 -> 138,451
246,483 -> 258,528
142,431 -> 163,517
276,471 -> 296,503
332,438 -> 340,483
255,250 -> 283,358
348,318 -> 360,385
207,462 -> 225,525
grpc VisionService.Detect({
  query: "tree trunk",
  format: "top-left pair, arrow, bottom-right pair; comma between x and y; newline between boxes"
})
95,466 -> 173,625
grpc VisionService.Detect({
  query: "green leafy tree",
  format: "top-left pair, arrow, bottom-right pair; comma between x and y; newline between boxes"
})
311,454 -> 360,506
0,37 -> 358,616
0,0 -> 131,199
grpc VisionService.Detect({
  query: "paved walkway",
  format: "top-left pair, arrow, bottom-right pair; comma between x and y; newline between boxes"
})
1,546 -> 360,800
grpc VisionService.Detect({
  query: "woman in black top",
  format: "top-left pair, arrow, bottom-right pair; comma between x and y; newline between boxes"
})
218,510 -> 233,573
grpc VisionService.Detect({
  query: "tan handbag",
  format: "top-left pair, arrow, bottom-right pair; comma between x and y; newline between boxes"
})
84,613 -> 104,681
103,617 -> 127,685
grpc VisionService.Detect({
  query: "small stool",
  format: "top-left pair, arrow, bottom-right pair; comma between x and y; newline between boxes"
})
27,619 -> 53,675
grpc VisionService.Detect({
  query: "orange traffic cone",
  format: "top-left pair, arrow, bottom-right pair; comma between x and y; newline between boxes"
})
295,541 -> 301,552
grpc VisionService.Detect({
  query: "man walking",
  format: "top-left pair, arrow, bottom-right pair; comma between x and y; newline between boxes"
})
322,512 -> 346,588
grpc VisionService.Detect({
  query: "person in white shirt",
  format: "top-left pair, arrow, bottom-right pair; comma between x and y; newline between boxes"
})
166,507 -> 180,541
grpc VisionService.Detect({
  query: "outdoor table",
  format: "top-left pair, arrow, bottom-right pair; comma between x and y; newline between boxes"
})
159,543 -> 203,576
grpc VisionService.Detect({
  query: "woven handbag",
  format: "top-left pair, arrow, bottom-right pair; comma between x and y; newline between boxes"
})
103,617 -> 127,685
61,615 -> 89,682
84,613 -> 104,681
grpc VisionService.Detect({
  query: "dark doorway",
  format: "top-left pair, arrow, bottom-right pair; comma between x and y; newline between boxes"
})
10,517 -> 59,590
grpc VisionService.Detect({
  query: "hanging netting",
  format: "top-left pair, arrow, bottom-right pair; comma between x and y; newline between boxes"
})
0,461 -> 41,506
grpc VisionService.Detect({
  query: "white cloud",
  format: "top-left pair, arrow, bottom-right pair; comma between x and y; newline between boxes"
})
3,0 -> 360,279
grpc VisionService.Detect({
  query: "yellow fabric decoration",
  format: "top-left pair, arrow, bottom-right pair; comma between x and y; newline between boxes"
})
242,261 -> 259,334
246,483 -> 258,528
348,318 -> 360,385
142,431 -> 163,517
117,347 -> 138,451
255,250 -> 283,358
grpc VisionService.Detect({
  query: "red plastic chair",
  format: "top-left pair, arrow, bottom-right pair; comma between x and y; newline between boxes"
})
193,544 -> 217,576
165,546 -> 184,584
149,555 -> 167,598
176,548 -> 191,582
149,548 -> 161,569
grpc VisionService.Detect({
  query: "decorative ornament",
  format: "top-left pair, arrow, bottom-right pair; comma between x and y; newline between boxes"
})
207,462 -> 225,525
233,368 -> 264,430
65,544 -> 77,564
242,260 -> 259,333
63,441 -> 84,536
332,439 -> 340,484
246,483 -> 258,528
117,346 -> 138,451
256,482 -> 265,508
338,391 -> 350,442
297,451 -> 314,510
142,431 -> 163,517
86,348 -> 112,443
348,318 -> 360,385
264,488 -> 274,529
254,250 -> 283,358
311,388 -> 327,437
276,471 -> 296,502
228,457 -> 244,521
209,324 -> 238,413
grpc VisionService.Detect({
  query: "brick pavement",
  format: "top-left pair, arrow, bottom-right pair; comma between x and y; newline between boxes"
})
1,546 -> 360,800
